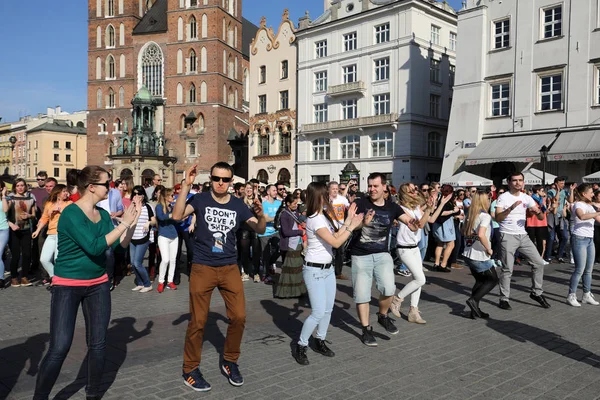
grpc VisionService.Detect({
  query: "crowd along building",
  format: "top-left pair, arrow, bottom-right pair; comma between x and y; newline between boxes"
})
442,0 -> 600,184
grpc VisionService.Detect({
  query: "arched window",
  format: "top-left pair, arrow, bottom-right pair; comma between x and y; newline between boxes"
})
189,141 -> 196,156
177,49 -> 183,74
120,168 -> 133,179
312,138 -> 331,160
200,81 -> 207,103
227,22 -> 233,46
371,132 -> 393,157
341,135 -> 360,159
190,0 -> 198,6
119,86 -> 125,107
189,83 -> 196,103
96,26 -> 102,48
228,87 -> 234,107
277,168 -> 291,185
97,89 -> 103,108
118,0 -> 124,13
427,132 -> 443,158
96,0 -> 102,17
223,50 -> 227,74
228,55 -> 233,78
119,54 -> 125,77
223,84 -> 227,104
107,0 -> 115,16
189,49 -> 197,73
108,88 -> 115,108
279,126 -> 291,154
99,119 -> 107,133
107,55 -> 115,78
257,169 -> 268,184
200,47 -> 207,71
234,89 -> 238,109
243,69 -> 249,101
178,17 -> 184,41
201,14 -> 208,38
180,114 -> 187,131
259,129 -> 269,156
198,113 -> 205,128
139,42 -> 164,96
228,0 -> 234,15
106,25 -> 115,47
189,16 -> 197,40
234,57 -> 238,79
119,23 -> 125,45
114,118 -> 122,132
96,57 -> 102,79
176,83 -> 183,104
234,26 -> 238,48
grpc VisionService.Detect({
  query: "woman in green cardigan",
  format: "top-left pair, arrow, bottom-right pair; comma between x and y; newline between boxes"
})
34,166 -> 142,400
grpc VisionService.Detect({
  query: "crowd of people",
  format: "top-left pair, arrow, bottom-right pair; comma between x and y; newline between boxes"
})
3,165 -> 598,398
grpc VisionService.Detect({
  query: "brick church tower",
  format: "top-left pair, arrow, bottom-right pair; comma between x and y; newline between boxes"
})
87,0 -> 256,186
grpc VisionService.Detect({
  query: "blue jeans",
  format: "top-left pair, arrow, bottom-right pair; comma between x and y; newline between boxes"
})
34,282 -> 111,399
130,241 -> 151,287
569,235 -> 595,294
0,229 -> 9,277
298,265 -> 336,346
546,219 -> 569,259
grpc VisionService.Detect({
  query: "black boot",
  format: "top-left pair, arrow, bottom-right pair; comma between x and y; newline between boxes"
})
294,343 -> 309,365
313,339 -> 335,357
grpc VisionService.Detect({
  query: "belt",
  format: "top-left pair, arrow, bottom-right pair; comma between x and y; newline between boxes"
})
305,262 -> 333,269
397,244 -> 418,249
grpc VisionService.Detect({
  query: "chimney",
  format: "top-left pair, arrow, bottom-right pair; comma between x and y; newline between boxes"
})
56,105 -> 62,114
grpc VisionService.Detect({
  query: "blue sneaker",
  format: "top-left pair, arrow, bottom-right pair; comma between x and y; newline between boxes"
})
222,360 -> 244,386
182,368 -> 211,392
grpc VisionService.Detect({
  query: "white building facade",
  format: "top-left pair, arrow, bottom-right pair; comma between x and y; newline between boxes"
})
442,0 -> 600,183
248,10 -> 297,187
296,0 -> 457,190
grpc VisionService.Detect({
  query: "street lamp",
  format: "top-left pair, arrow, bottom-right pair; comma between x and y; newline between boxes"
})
540,145 -> 549,187
9,136 -> 16,176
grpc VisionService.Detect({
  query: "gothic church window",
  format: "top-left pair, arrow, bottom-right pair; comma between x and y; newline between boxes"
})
139,42 -> 164,96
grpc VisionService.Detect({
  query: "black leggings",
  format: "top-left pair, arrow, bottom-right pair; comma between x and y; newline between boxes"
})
526,226 -> 547,257
238,230 -> 258,276
10,230 -> 31,279
471,267 -> 499,303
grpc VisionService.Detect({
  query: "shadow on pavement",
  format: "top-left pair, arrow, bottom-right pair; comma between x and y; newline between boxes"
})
172,311 -> 229,359
0,333 -> 50,399
53,317 -> 153,399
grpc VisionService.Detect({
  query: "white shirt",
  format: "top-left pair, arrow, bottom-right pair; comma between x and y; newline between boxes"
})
330,194 -> 349,228
463,213 -> 492,261
571,202 -> 595,238
397,206 -> 422,246
305,213 -> 334,264
496,192 -> 536,235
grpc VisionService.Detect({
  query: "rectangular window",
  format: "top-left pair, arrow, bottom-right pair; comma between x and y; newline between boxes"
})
341,135 -> 360,159
540,73 -> 562,111
53,154 -> 59,162
314,103 -> 328,122
449,65 -> 455,88
371,132 -> 393,157
449,32 -> 457,51
342,99 -> 358,119
431,25 -> 440,45
54,168 -> 60,177
258,94 -> 267,113
259,65 -> 266,84
66,154 -> 72,162
429,94 -> 441,118
430,59 -> 441,83
344,32 -> 357,51
491,82 -> 510,116
343,64 -> 357,83
53,141 -> 59,149
280,90 -> 289,110
374,23 -> 390,44
281,60 -> 288,79
494,19 -> 510,49
312,138 -> 330,161
596,66 -> 600,105
373,93 -> 390,115
315,71 -> 328,92
315,40 -> 327,58
374,57 -> 389,81
66,141 -> 72,149
312,175 -> 330,183
543,5 -> 562,39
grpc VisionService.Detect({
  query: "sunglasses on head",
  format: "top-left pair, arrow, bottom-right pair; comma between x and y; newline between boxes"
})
210,176 -> 232,183
90,181 -> 111,189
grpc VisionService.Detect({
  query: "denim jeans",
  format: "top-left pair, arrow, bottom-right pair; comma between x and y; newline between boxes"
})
569,235 -> 595,294
546,219 -> 569,259
130,241 -> 151,287
0,229 -> 9,277
33,282 -> 111,399
298,265 -> 336,346
40,234 -> 58,278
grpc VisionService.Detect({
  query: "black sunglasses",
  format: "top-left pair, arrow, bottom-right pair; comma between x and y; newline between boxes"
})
90,181 -> 111,189
211,176 -> 232,183
36,178 -> 46,181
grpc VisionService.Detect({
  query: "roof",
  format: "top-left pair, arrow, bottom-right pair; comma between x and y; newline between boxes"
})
242,17 -> 258,58
133,86 -> 154,102
132,0 -> 168,35
27,120 -> 87,135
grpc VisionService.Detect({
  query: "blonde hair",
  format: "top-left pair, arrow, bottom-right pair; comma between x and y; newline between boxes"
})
158,188 -> 173,214
462,191 -> 490,236
398,183 -> 425,210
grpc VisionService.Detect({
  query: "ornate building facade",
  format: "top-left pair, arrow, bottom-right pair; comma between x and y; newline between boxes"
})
87,0 -> 257,186
248,10 -> 297,187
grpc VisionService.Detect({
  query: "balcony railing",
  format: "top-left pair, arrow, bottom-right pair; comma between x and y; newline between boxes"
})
302,113 -> 398,133
327,81 -> 366,97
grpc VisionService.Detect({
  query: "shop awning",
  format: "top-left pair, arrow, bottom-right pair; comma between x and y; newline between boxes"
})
440,171 -> 493,187
465,133 -> 558,166
548,130 -> 600,161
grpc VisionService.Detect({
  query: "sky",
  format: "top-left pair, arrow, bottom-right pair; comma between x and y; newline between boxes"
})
0,0 -> 463,123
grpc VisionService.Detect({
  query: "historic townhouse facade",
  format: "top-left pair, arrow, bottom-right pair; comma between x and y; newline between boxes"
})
296,0 -> 456,190
248,10 -> 297,186
87,0 -> 256,186
442,0 -> 600,183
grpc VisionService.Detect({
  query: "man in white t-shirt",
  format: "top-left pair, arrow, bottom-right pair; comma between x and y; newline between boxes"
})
495,172 -> 550,310
329,181 -> 349,279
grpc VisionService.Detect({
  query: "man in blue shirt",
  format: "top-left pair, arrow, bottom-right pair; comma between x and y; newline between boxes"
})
258,184 -> 281,284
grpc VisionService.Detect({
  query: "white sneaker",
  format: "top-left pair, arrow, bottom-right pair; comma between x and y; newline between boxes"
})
241,273 -> 250,281
542,260 -> 549,265
132,285 -> 144,291
567,293 -> 581,307
582,292 -> 600,306
139,286 -> 153,293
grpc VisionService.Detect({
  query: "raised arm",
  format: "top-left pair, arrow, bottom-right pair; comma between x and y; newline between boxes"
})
173,165 -> 197,220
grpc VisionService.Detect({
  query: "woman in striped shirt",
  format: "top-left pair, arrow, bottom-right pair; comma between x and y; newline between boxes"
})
129,185 -> 156,292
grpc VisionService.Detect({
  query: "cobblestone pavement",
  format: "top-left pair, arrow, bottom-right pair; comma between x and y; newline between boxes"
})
2,261 -> 600,400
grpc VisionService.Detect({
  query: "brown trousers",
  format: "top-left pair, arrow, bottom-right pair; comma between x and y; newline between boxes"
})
182,264 -> 246,373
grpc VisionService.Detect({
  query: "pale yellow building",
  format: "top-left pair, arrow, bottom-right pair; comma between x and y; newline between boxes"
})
26,120 -> 87,185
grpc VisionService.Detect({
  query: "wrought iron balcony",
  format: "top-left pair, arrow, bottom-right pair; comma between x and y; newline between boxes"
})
302,113 -> 398,133
327,81 -> 366,97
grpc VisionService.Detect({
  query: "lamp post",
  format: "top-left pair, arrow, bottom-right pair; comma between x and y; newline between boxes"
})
9,136 -> 16,176
540,145 -> 549,188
